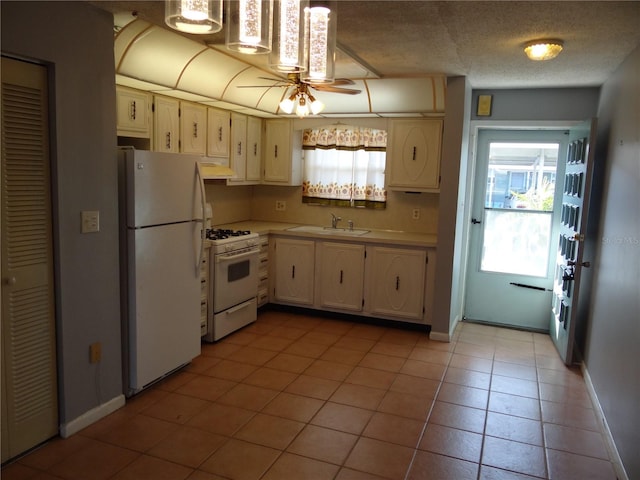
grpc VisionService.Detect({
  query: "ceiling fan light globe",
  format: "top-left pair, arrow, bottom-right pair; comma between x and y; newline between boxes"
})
310,99 -> 324,114
279,97 -> 295,113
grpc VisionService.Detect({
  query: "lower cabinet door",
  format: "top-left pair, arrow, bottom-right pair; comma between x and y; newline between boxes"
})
273,238 -> 315,305
318,242 -> 365,312
366,246 -> 426,320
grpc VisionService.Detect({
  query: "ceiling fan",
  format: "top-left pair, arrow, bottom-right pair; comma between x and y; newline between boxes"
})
238,72 -> 361,116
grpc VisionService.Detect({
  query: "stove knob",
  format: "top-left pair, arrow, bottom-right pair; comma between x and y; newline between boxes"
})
247,238 -> 257,247
225,244 -> 233,252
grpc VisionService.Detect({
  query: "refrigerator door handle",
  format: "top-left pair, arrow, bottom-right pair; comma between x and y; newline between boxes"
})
195,162 -> 206,277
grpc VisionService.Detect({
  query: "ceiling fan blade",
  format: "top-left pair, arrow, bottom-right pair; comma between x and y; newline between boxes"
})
312,85 -> 361,95
237,84 -> 291,88
330,78 -> 356,86
257,76 -> 293,83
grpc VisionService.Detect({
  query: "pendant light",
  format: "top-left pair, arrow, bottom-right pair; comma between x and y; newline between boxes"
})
269,0 -> 309,72
301,2 -> 336,84
165,0 -> 223,34
226,0 -> 274,54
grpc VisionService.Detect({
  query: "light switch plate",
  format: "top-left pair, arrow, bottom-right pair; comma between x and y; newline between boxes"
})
81,210 -> 100,233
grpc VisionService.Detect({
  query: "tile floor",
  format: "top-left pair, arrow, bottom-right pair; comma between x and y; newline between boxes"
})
3,309 -> 619,480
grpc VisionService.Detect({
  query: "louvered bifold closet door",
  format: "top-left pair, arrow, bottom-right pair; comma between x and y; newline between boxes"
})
1,56 -> 58,462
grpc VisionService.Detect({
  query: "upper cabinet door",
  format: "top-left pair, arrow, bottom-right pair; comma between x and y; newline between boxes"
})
263,119 -> 302,185
246,116 -> 262,182
207,108 -> 230,158
180,102 -> 207,155
228,113 -> 248,184
387,119 -> 443,192
153,96 -> 179,153
116,86 -> 151,138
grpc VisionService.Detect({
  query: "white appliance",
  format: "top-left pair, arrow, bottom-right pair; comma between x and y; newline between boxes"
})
119,147 -> 205,396
204,229 -> 260,342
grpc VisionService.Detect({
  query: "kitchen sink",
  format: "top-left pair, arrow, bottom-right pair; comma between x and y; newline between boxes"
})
286,225 -> 370,236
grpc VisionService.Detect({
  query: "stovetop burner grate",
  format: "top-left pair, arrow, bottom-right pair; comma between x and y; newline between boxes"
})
206,228 -> 252,240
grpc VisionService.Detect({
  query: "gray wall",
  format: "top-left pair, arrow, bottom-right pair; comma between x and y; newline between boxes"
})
584,45 -> 640,479
472,87 -> 600,121
1,2 -> 122,424
432,77 -> 472,338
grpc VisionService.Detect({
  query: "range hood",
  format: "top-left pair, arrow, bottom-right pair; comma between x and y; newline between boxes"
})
199,161 -> 237,180
114,19 -> 446,117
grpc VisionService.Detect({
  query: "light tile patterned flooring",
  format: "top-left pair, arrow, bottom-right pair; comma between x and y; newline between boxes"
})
3,309 -> 619,480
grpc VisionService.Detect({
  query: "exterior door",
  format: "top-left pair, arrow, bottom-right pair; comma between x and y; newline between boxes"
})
550,119 -> 597,365
1,56 -> 58,462
464,129 -> 568,330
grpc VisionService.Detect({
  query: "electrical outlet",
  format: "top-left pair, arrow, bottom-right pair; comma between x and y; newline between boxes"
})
89,342 -> 102,363
275,200 -> 286,211
412,208 -> 421,220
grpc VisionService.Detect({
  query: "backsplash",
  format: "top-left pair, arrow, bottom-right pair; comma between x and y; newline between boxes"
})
205,182 -> 439,234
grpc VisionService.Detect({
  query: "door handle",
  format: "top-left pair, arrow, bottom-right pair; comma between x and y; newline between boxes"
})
568,260 -> 591,268
471,218 -> 482,224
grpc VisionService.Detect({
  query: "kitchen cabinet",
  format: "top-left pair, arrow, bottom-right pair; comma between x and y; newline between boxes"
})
246,116 -> 262,182
228,113 -> 247,183
116,86 -> 152,138
365,246 -> 427,321
228,113 -> 261,185
180,102 -> 207,155
317,242 -> 365,312
153,95 -> 180,153
273,238 -> 315,305
207,107 -> 230,159
263,119 -> 302,185
257,234 -> 269,307
387,119 -> 443,192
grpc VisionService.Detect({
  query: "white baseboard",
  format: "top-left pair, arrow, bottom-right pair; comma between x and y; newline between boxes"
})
59,394 -> 126,438
429,331 -> 451,342
581,365 -> 628,480
429,314 -> 463,343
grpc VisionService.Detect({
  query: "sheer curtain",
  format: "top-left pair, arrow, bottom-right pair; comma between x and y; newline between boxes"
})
302,125 -> 387,208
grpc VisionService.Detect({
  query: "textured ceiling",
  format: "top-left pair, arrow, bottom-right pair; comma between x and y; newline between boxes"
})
91,1 -> 640,89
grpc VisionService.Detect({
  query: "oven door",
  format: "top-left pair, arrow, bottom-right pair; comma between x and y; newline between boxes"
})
213,247 -> 259,313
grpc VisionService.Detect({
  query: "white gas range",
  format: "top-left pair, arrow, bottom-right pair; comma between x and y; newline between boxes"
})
203,228 -> 260,342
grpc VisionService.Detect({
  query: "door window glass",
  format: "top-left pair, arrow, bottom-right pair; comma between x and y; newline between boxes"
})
481,142 -> 559,276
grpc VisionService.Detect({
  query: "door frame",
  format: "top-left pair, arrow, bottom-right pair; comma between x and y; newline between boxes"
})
457,121 -> 587,331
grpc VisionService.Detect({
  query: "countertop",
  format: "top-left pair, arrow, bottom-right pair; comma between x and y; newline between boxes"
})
215,220 -> 438,248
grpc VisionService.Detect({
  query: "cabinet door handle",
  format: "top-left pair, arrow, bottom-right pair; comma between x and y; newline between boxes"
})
218,126 -> 223,142
340,270 -> 344,284
274,145 -> 278,158
254,143 -> 258,156
237,142 -> 242,155
165,132 -> 171,150
193,122 -> 198,138
412,146 -> 416,161
291,265 -> 295,279
396,276 -> 400,290
129,100 -> 136,120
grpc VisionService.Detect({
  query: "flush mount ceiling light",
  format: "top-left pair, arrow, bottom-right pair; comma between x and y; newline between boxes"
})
165,0 -> 223,34
524,39 -> 564,61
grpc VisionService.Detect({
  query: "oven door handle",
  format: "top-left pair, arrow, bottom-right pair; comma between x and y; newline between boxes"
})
216,249 -> 259,263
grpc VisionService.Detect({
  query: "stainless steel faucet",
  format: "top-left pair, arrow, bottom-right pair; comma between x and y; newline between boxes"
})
330,213 -> 342,228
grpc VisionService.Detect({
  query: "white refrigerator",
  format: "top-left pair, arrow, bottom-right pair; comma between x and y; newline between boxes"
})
119,147 -> 205,396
